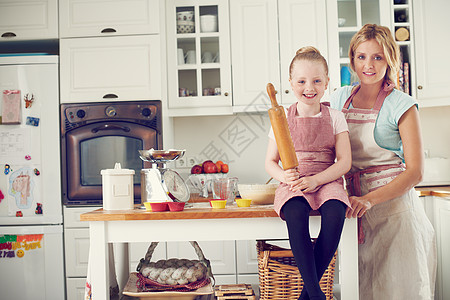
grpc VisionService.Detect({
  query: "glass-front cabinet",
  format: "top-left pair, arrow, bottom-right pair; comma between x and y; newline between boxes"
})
326,0 -> 390,91
166,0 -> 232,116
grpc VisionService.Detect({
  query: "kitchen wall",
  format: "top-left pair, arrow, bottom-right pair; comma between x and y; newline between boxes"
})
419,105 -> 450,158
172,113 -> 272,184
172,103 -> 450,183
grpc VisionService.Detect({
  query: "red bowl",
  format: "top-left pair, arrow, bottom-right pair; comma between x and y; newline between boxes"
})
168,202 -> 186,212
150,202 -> 169,212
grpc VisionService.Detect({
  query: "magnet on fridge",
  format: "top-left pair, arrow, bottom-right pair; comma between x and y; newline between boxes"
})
4,164 -> 11,175
35,203 -> 42,214
34,168 -> 40,176
2,90 -> 21,124
25,117 -> 40,126
24,93 -> 34,108
25,155 -> 31,160
0,189 -> 4,202
16,211 -> 23,217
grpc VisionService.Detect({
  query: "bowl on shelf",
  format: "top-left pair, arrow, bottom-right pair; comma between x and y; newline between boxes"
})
177,21 -> 195,33
237,183 -> 278,205
209,199 -> 227,209
177,11 -> 194,22
236,198 -> 252,208
338,18 -> 346,27
200,15 -> 218,32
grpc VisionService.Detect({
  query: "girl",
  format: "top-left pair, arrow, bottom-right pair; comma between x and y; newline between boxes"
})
265,46 -> 351,300
330,24 -> 436,299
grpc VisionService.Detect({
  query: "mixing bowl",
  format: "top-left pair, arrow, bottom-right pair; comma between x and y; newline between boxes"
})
237,183 -> 278,205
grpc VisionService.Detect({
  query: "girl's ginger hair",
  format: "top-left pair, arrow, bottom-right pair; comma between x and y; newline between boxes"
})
349,24 -> 400,87
289,46 -> 328,79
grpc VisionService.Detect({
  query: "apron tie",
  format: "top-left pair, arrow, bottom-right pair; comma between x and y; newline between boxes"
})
345,163 -> 405,244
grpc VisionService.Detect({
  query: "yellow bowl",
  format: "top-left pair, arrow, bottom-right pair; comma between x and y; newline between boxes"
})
143,202 -> 152,211
236,198 -> 252,207
210,199 -> 226,209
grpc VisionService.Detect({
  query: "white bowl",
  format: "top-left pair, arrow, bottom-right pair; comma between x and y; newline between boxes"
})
338,18 -> 346,27
177,11 -> 194,22
177,21 -> 195,33
200,15 -> 218,32
238,183 -> 278,205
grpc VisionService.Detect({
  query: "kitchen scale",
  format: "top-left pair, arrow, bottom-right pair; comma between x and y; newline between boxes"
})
139,149 -> 190,204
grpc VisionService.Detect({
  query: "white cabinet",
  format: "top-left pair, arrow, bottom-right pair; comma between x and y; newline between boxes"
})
0,0 -> 58,40
59,0 -> 160,38
60,35 -> 162,103
230,0 -> 328,112
434,196 -> 450,300
413,0 -> 450,106
166,0 -> 232,116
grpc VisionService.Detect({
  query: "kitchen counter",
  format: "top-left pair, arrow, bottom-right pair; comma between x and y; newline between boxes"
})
415,186 -> 450,197
81,203 -> 358,300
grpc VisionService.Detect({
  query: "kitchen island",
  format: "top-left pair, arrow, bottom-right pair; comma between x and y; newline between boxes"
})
81,203 -> 359,300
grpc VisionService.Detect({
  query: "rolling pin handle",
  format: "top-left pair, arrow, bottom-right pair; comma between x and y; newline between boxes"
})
266,83 -> 279,107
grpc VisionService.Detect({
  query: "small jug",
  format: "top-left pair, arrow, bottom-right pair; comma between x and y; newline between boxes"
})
212,177 -> 238,204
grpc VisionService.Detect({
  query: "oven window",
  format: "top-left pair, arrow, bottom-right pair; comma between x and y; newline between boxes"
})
80,136 -> 142,186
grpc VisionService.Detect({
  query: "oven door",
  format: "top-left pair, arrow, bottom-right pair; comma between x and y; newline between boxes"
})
63,121 -> 158,205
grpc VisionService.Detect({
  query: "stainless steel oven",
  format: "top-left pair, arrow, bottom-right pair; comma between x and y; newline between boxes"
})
60,101 -> 162,206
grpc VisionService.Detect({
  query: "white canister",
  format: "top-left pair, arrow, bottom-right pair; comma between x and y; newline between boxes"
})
101,163 -> 135,210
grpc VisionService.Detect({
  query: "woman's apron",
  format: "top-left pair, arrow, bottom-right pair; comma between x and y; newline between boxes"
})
343,85 -> 436,300
274,103 -> 350,219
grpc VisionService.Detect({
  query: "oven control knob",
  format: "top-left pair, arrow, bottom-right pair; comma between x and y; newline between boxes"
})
76,109 -> 86,119
105,106 -> 117,117
142,107 -> 151,117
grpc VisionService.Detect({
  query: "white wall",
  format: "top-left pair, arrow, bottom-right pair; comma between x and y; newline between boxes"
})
172,113 -> 272,184
419,106 -> 450,159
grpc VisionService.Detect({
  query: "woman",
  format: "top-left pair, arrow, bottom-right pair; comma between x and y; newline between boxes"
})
330,24 -> 436,300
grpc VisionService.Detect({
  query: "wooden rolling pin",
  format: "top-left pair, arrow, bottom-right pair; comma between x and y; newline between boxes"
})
267,83 -> 298,170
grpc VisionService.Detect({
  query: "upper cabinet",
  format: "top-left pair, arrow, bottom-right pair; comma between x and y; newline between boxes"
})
0,0 -> 58,41
413,0 -> 450,106
59,0 -> 160,38
326,0 -> 390,92
166,0 -> 232,117
60,35 -> 162,103
230,0 -> 328,112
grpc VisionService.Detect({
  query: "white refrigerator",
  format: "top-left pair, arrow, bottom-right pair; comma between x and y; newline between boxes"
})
0,55 -> 64,300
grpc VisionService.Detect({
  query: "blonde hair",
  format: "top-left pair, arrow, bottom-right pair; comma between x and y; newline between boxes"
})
289,46 -> 328,79
348,24 -> 400,86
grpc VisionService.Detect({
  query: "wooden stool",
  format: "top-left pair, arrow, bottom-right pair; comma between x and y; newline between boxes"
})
214,284 -> 256,300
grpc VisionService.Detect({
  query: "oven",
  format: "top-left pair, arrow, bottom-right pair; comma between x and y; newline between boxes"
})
60,101 -> 162,206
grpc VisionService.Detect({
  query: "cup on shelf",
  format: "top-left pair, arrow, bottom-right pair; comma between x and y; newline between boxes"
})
200,14 -> 218,32
202,51 -> 214,63
185,50 -> 196,64
177,48 -> 185,65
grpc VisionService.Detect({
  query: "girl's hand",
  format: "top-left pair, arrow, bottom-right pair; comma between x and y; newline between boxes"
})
346,196 -> 373,218
283,168 -> 300,188
291,176 -> 319,193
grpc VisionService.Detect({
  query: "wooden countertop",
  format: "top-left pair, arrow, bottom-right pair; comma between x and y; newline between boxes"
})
80,186 -> 450,222
415,186 -> 450,197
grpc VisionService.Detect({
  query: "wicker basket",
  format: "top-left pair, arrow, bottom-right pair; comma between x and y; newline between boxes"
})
257,240 -> 336,300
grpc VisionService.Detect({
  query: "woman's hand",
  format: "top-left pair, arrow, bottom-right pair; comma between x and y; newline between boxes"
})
346,196 -> 373,218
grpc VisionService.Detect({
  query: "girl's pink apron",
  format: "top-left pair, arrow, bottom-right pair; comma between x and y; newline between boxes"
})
343,84 -> 436,300
273,103 -> 350,219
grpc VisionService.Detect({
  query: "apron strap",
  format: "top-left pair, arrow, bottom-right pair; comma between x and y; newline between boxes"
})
343,80 -> 394,111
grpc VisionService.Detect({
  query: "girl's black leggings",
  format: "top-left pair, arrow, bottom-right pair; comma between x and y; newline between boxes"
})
281,196 -> 346,300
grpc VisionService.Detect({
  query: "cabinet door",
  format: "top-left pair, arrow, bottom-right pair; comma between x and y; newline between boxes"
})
278,0 -> 328,105
60,35 -> 162,103
230,0 -> 280,113
64,228 -> 90,277
167,241 -> 236,275
166,0 -> 232,116
59,0 -> 160,38
434,197 -> 450,300
0,0 -> 58,40
413,0 -> 450,104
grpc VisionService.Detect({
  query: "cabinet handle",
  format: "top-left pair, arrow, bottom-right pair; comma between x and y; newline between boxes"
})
1,32 -> 16,38
285,90 -> 289,94
224,92 -> 229,96
101,28 -> 117,33
418,85 -> 423,90
103,93 -> 118,99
